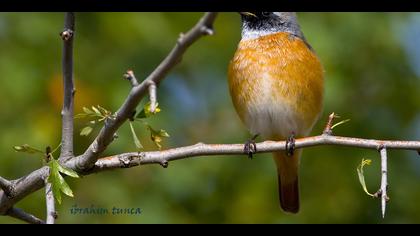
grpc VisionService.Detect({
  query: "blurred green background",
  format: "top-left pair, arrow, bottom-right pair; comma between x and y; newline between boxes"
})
0,12 -> 420,224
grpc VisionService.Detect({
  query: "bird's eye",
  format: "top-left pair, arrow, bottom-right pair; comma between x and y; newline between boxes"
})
261,12 -> 271,17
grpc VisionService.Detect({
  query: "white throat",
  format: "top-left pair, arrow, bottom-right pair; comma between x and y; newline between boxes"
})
241,28 -> 279,40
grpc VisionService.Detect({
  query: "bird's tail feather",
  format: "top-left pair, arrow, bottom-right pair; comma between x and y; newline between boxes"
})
273,150 -> 300,213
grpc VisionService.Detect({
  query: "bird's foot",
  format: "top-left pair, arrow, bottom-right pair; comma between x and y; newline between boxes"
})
286,132 -> 296,157
244,134 -> 259,159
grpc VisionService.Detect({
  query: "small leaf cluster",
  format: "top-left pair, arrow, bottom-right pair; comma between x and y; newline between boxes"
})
13,144 -> 79,204
130,102 -> 170,150
75,105 -> 115,136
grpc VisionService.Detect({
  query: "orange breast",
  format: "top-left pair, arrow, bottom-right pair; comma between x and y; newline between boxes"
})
228,32 -> 324,139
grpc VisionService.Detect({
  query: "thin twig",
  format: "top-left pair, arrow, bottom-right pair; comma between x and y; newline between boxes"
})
148,81 -> 157,113
66,12 -> 218,171
379,146 -> 389,218
6,207 -> 45,224
124,70 -> 139,87
89,136 -> 420,173
323,112 -> 336,135
45,178 -> 56,224
0,177 -> 14,198
59,12 -> 76,162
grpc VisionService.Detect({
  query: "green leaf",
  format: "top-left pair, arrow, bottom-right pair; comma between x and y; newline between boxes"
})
80,126 -> 93,136
331,119 -> 351,130
74,113 -> 88,119
13,144 -> 44,154
48,160 -> 76,204
147,125 -> 170,149
129,122 -> 143,149
51,178 -> 62,205
97,105 -> 110,116
57,164 -> 80,178
357,158 -> 375,197
92,106 -> 101,116
136,109 -> 147,119
48,160 -> 62,204
136,102 -> 161,119
75,107 -> 96,119
83,107 -> 94,114
58,173 -> 74,198
51,143 -> 62,155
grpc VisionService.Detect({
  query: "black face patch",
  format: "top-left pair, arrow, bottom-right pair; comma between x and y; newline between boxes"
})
241,12 -> 286,31
240,12 -> 305,42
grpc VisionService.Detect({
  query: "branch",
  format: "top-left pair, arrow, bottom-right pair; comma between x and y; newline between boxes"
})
147,81 -> 157,113
45,179 -> 56,224
66,12 -> 218,171
2,128 -> 420,216
124,70 -> 139,87
0,12 -> 218,217
88,135 -> 420,173
59,12 -> 76,162
0,177 -> 14,198
377,147 -> 389,218
2,12 -> 417,221
6,207 -> 45,224
0,167 -> 49,215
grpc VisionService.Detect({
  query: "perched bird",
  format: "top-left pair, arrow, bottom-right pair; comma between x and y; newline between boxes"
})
228,12 -> 324,213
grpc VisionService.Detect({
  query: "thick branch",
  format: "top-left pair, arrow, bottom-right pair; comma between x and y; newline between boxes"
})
66,12 -> 218,171
59,12 -> 76,162
7,207 -> 45,224
0,167 -> 49,215
0,177 -> 14,197
45,180 -> 56,224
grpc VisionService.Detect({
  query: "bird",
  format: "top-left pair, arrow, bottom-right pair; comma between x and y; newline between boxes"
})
228,12 -> 324,213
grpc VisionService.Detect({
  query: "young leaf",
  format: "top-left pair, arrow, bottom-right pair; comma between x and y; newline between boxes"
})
91,106 -> 101,116
97,105 -> 110,116
13,144 -> 44,154
83,106 -> 94,114
75,107 -> 97,119
357,158 -> 375,197
74,113 -> 89,119
51,143 -> 62,155
147,125 -> 170,149
48,160 -> 62,204
136,102 -> 161,119
129,122 -> 143,149
331,119 -> 351,130
80,126 -> 93,136
51,178 -> 62,205
136,109 -> 147,119
57,172 -> 74,198
57,164 -> 80,178
48,159 -> 77,204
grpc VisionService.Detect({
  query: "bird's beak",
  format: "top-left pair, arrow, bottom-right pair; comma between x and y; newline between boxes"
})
239,12 -> 258,18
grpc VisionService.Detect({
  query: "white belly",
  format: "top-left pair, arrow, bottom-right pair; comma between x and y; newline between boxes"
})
244,99 -> 303,139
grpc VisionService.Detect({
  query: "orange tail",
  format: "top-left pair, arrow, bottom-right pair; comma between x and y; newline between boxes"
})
273,150 -> 301,213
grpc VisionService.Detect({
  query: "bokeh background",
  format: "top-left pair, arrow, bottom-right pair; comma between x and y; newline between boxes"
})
0,12 -> 420,224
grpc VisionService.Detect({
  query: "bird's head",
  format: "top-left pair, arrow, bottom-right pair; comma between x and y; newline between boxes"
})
238,12 -> 303,40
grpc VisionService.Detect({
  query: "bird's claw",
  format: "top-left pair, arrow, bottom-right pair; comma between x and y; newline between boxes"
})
286,133 -> 296,157
244,134 -> 259,159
